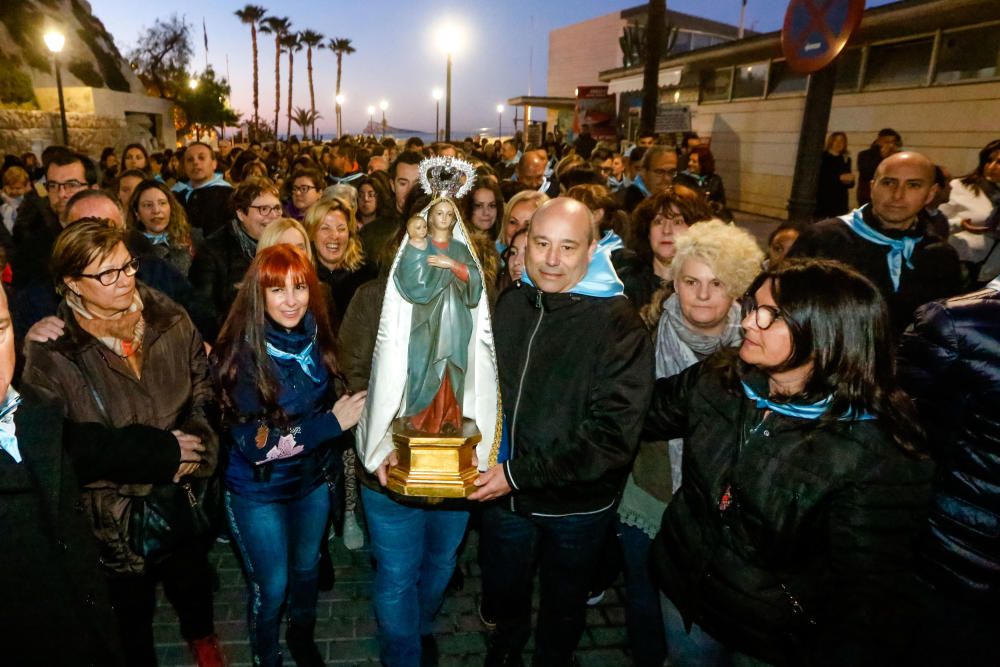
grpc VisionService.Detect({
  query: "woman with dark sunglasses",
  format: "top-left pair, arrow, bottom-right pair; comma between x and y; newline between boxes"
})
644,258 -> 933,667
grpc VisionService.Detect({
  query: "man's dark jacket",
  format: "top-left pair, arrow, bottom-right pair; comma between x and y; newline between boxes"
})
897,287 -> 1000,605
787,205 -> 961,331
0,386 -> 180,666
493,283 -> 654,516
188,222 -> 253,342
176,184 -> 232,237
645,355 -> 934,666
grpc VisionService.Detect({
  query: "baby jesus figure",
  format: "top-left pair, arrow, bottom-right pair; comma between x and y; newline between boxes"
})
394,200 -> 483,434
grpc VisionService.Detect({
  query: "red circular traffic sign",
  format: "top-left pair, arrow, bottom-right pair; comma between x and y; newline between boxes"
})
781,0 -> 865,74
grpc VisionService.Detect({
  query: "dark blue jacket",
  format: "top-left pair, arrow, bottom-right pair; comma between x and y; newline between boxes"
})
223,315 -> 344,502
898,287 -> 1000,604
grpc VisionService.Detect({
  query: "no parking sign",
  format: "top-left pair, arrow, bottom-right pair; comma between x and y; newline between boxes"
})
781,0 -> 865,74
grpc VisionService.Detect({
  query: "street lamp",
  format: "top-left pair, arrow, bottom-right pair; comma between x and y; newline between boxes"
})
432,88 -> 443,142
436,21 -> 465,142
496,104 -> 504,140
188,77 -> 199,90
379,99 -> 388,139
43,30 -> 69,146
367,105 -> 375,137
335,93 -> 345,137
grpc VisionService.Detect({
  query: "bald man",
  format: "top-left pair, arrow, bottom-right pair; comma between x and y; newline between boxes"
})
788,151 -> 961,331
472,198 -> 653,666
514,150 -> 559,197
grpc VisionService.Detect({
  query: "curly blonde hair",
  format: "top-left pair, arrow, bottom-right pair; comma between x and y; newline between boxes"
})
303,196 -> 365,272
666,219 -> 764,298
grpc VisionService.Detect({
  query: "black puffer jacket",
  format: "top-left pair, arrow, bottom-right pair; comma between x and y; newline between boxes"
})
646,353 -> 933,666
494,283 -> 654,516
188,221 -> 254,342
897,287 -> 1000,604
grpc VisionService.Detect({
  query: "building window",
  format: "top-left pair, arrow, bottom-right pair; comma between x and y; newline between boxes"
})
732,62 -> 767,99
768,60 -> 808,95
936,25 -> 1000,83
700,67 -> 732,102
834,49 -> 863,91
865,38 -> 934,88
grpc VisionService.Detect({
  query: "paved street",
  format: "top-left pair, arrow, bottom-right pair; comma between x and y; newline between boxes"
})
154,527 -> 633,667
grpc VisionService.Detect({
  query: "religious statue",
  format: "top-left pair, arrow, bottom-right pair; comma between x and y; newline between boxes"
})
357,157 -> 501,498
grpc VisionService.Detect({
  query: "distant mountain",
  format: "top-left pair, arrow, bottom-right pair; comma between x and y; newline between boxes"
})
0,0 -> 141,95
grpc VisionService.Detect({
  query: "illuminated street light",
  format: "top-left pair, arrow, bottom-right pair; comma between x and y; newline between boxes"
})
432,88 -> 443,141
496,104 -> 504,139
435,21 -> 465,142
189,78 -> 199,90
379,100 -> 389,138
43,30 -> 69,145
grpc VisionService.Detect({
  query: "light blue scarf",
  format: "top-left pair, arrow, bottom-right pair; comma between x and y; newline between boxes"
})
521,230 -> 625,298
171,173 -> 232,202
143,231 -> 170,246
632,173 -> 651,198
839,206 -> 917,292
0,386 -> 22,463
266,338 -> 321,383
741,381 -> 875,422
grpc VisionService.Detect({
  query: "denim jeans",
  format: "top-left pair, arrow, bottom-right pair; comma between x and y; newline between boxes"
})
617,520 -> 667,667
226,483 -> 331,667
480,502 -> 615,667
361,486 -> 470,667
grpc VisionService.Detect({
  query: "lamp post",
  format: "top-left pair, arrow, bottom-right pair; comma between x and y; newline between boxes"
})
379,100 -> 389,139
335,93 -> 345,137
436,22 -> 464,143
496,104 -> 504,140
367,105 -> 375,137
432,88 -> 443,142
43,30 -> 69,146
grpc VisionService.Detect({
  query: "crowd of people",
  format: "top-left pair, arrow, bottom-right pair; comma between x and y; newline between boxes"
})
0,124 -> 998,667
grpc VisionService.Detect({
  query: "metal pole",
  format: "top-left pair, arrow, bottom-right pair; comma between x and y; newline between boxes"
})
497,112 -> 501,140
54,55 -> 69,145
787,62 -> 838,222
435,100 -> 440,142
381,110 -> 386,139
445,53 -> 452,142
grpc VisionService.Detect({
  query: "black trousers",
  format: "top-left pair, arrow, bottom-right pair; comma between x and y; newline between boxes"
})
106,542 -> 216,666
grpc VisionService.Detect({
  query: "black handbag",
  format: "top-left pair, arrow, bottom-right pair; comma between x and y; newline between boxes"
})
127,476 -> 223,561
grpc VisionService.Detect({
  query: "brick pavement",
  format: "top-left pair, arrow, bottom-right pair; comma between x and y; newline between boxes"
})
153,528 -> 633,667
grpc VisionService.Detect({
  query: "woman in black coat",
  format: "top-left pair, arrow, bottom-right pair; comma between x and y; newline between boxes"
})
815,131 -> 855,218
645,259 -> 933,667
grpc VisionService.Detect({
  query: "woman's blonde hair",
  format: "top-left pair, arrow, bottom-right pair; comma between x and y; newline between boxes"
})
666,219 -> 764,298
501,190 -> 550,237
303,196 -> 364,272
256,217 -> 313,263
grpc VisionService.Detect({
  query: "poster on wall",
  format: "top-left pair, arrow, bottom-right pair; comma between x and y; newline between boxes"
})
574,86 -> 617,140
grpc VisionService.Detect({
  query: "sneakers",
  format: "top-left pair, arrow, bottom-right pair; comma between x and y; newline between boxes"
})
342,512 -> 365,551
586,589 -> 606,606
188,634 -> 227,667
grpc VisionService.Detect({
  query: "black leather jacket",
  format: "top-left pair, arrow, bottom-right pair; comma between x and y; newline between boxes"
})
646,353 -> 933,666
494,283 -> 654,516
897,287 -> 1000,604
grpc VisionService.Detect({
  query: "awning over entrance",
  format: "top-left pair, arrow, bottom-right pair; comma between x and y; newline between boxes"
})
607,67 -> 682,95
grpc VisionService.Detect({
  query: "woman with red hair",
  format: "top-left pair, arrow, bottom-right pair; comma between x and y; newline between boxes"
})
212,245 -> 366,667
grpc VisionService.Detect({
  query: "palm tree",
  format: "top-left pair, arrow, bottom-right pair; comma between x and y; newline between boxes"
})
298,30 -> 325,141
280,31 -> 303,139
291,107 -> 322,138
260,16 -> 291,137
234,5 -> 268,141
328,37 -> 356,138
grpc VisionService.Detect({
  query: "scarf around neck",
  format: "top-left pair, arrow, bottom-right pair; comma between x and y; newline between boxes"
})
740,379 -> 875,422
264,312 -> 324,384
839,206 -> 918,292
67,289 -> 146,359
656,294 -> 742,379
171,173 -> 232,201
633,173 -> 651,198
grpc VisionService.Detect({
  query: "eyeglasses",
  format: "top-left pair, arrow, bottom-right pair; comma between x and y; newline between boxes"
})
291,185 -> 319,195
740,298 -> 784,330
78,257 -> 139,286
248,204 -> 283,216
652,213 -> 687,227
648,168 -> 678,179
46,179 -> 88,193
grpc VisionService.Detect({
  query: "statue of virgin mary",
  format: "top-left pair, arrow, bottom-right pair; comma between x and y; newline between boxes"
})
357,157 -> 502,479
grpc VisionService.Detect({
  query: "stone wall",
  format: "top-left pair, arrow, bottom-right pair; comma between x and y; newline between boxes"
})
0,109 -> 127,159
